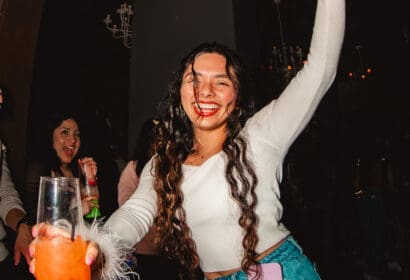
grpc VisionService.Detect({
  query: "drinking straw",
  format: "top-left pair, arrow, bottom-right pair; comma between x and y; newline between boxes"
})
69,207 -> 77,241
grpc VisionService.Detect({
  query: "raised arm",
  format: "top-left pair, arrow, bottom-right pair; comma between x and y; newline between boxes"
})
245,0 -> 345,154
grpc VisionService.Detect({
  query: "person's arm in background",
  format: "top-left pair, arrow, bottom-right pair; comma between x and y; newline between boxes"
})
0,148 -> 32,265
5,209 -> 32,265
24,160 -> 45,224
117,160 -> 139,206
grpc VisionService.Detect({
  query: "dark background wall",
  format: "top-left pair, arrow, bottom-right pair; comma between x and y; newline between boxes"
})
0,0 -> 44,189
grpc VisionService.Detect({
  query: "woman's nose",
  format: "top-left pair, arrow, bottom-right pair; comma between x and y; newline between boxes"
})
66,134 -> 76,143
199,82 -> 214,97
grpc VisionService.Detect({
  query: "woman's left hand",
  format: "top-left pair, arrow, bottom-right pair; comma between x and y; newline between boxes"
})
14,223 -> 33,265
78,157 -> 98,181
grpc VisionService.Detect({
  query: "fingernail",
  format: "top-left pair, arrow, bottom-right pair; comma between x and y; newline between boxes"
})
86,256 -> 94,266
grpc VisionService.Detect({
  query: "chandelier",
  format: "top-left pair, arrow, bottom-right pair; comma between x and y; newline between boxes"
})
270,0 -> 305,88
104,3 -> 133,48
347,45 -> 373,80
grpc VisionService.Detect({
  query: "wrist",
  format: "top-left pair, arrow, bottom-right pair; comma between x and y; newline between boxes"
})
87,177 -> 98,186
15,216 -> 33,233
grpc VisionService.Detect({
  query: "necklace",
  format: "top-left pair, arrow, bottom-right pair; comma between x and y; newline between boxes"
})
184,150 -> 204,166
185,146 -> 222,166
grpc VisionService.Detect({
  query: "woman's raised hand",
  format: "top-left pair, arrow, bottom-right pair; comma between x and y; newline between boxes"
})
78,157 -> 98,181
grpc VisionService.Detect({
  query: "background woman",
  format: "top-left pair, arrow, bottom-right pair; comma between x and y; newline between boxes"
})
24,112 -> 98,221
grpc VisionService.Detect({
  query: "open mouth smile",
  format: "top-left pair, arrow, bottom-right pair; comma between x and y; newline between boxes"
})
193,102 -> 220,117
63,145 -> 75,158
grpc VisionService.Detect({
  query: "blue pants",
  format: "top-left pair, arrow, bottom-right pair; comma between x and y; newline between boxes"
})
215,236 -> 321,280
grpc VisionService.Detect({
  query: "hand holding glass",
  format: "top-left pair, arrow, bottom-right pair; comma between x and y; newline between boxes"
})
34,177 -> 90,280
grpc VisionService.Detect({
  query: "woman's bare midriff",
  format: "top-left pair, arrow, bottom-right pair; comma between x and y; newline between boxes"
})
203,238 -> 286,280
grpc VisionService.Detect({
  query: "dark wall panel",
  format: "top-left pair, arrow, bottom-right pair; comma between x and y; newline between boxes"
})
0,0 -> 44,187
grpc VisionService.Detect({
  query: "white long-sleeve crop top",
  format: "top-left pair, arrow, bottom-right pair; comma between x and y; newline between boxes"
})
105,0 -> 345,273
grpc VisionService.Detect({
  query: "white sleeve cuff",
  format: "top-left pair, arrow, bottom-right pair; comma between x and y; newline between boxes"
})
81,220 -> 139,280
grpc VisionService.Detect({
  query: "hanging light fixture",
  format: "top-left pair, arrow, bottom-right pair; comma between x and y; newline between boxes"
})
347,45 -> 373,80
270,0 -> 305,87
104,3 -> 133,48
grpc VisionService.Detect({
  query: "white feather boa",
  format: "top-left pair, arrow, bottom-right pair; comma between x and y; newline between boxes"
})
81,219 -> 140,280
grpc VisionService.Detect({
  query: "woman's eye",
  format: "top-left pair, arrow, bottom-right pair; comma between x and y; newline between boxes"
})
216,80 -> 229,86
61,130 -> 69,136
183,73 -> 195,83
74,132 -> 81,138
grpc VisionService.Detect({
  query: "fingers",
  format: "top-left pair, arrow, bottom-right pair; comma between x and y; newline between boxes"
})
29,256 -> 36,275
29,239 -> 36,259
28,237 -> 37,274
21,250 -> 32,265
29,223 -> 70,264
14,247 -> 32,266
14,231 -> 33,265
85,241 -> 100,266
78,157 -> 98,180
81,198 -> 91,215
79,157 -> 96,166
34,223 -> 71,239
31,223 -> 40,238
14,249 -> 21,266
28,224 -> 96,277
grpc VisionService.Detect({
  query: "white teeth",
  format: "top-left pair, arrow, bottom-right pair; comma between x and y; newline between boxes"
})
195,103 -> 219,110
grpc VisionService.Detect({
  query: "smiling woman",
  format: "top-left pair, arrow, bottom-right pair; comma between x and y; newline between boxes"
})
181,53 -> 237,128
180,52 -> 239,166
25,1 -> 346,279
51,118 -> 81,166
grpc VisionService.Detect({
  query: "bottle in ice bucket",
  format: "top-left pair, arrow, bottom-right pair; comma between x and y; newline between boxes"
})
82,178 -> 101,223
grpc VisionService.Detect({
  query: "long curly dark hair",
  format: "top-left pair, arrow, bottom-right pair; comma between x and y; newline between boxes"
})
151,42 -> 259,279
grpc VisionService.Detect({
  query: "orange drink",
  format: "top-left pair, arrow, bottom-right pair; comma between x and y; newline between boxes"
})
35,236 -> 90,280
35,177 -> 89,279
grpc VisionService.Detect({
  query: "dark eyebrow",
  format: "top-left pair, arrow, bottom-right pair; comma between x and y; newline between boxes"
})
183,71 -> 230,79
183,72 -> 195,79
213,73 -> 230,79
59,127 -> 80,133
